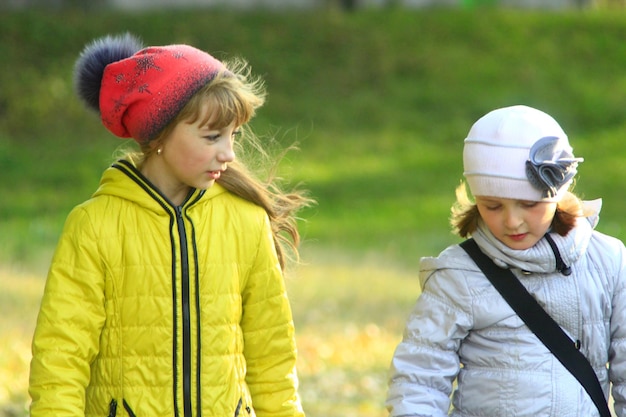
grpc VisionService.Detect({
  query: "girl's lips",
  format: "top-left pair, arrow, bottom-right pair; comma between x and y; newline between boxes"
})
208,170 -> 222,180
508,233 -> 528,241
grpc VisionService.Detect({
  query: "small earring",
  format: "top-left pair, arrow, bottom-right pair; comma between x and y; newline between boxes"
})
157,148 -> 162,155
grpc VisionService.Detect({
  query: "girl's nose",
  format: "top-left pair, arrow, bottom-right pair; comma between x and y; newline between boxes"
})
218,140 -> 236,163
504,209 -> 523,230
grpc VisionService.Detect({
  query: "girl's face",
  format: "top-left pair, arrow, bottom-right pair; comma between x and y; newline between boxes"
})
475,196 -> 557,250
142,110 -> 238,205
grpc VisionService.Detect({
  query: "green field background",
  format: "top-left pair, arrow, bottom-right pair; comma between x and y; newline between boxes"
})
1,7 -> 626,417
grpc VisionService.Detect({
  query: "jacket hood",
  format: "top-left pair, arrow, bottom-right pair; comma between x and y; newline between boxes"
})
91,159 -> 227,213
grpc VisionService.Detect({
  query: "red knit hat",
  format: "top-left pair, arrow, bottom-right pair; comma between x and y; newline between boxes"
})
74,33 -> 226,143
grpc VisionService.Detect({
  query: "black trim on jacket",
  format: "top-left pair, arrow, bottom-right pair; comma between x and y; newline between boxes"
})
112,160 -> 206,417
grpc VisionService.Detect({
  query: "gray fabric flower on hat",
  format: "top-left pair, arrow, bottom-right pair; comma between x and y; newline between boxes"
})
525,136 -> 584,199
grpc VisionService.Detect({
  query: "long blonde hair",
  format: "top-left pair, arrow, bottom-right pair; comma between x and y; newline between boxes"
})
450,181 -> 583,239
127,58 -> 314,269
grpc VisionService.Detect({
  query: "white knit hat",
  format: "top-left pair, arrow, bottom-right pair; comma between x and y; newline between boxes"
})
463,105 -> 583,202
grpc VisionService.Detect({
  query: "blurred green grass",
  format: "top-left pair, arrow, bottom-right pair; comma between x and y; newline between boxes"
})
2,7 -> 626,417
2,8 -> 626,271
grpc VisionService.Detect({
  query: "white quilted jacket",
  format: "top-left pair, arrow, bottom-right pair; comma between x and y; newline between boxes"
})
387,203 -> 626,417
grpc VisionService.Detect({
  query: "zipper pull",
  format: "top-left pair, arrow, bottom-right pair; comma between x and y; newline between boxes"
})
544,234 -> 571,276
108,399 -> 118,417
234,398 -> 242,416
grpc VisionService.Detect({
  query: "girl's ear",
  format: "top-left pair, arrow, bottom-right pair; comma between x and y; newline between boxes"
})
144,138 -> 165,158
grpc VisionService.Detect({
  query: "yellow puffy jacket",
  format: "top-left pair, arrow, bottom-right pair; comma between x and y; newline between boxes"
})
29,159 -> 305,417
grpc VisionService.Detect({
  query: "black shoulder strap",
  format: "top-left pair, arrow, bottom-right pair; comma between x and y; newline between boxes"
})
459,238 -> 610,417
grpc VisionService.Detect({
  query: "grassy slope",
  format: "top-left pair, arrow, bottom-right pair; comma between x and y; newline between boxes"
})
1,8 -> 626,417
2,8 -> 626,270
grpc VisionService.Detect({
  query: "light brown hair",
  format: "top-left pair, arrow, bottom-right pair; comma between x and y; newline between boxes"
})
128,58 -> 314,269
450,181 -> 583,239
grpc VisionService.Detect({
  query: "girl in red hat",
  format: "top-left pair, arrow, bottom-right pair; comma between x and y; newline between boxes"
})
29,33 -> 313,417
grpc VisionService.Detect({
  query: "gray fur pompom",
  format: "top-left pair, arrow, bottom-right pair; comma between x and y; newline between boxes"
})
73,33 -> 144,112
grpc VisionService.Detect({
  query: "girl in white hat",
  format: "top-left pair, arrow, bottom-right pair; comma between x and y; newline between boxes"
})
386,105 -> 626,416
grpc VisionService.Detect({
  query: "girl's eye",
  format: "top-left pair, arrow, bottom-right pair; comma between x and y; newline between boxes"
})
477,201 -> 500,211
232,130 -> 242,139
522,202 -> 538,208
204,135 -> 220,142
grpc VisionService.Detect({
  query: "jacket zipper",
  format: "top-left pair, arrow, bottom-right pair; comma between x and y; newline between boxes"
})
112,161 -> 204,416
108,399 -> 117,417
176,205 -> 193,417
